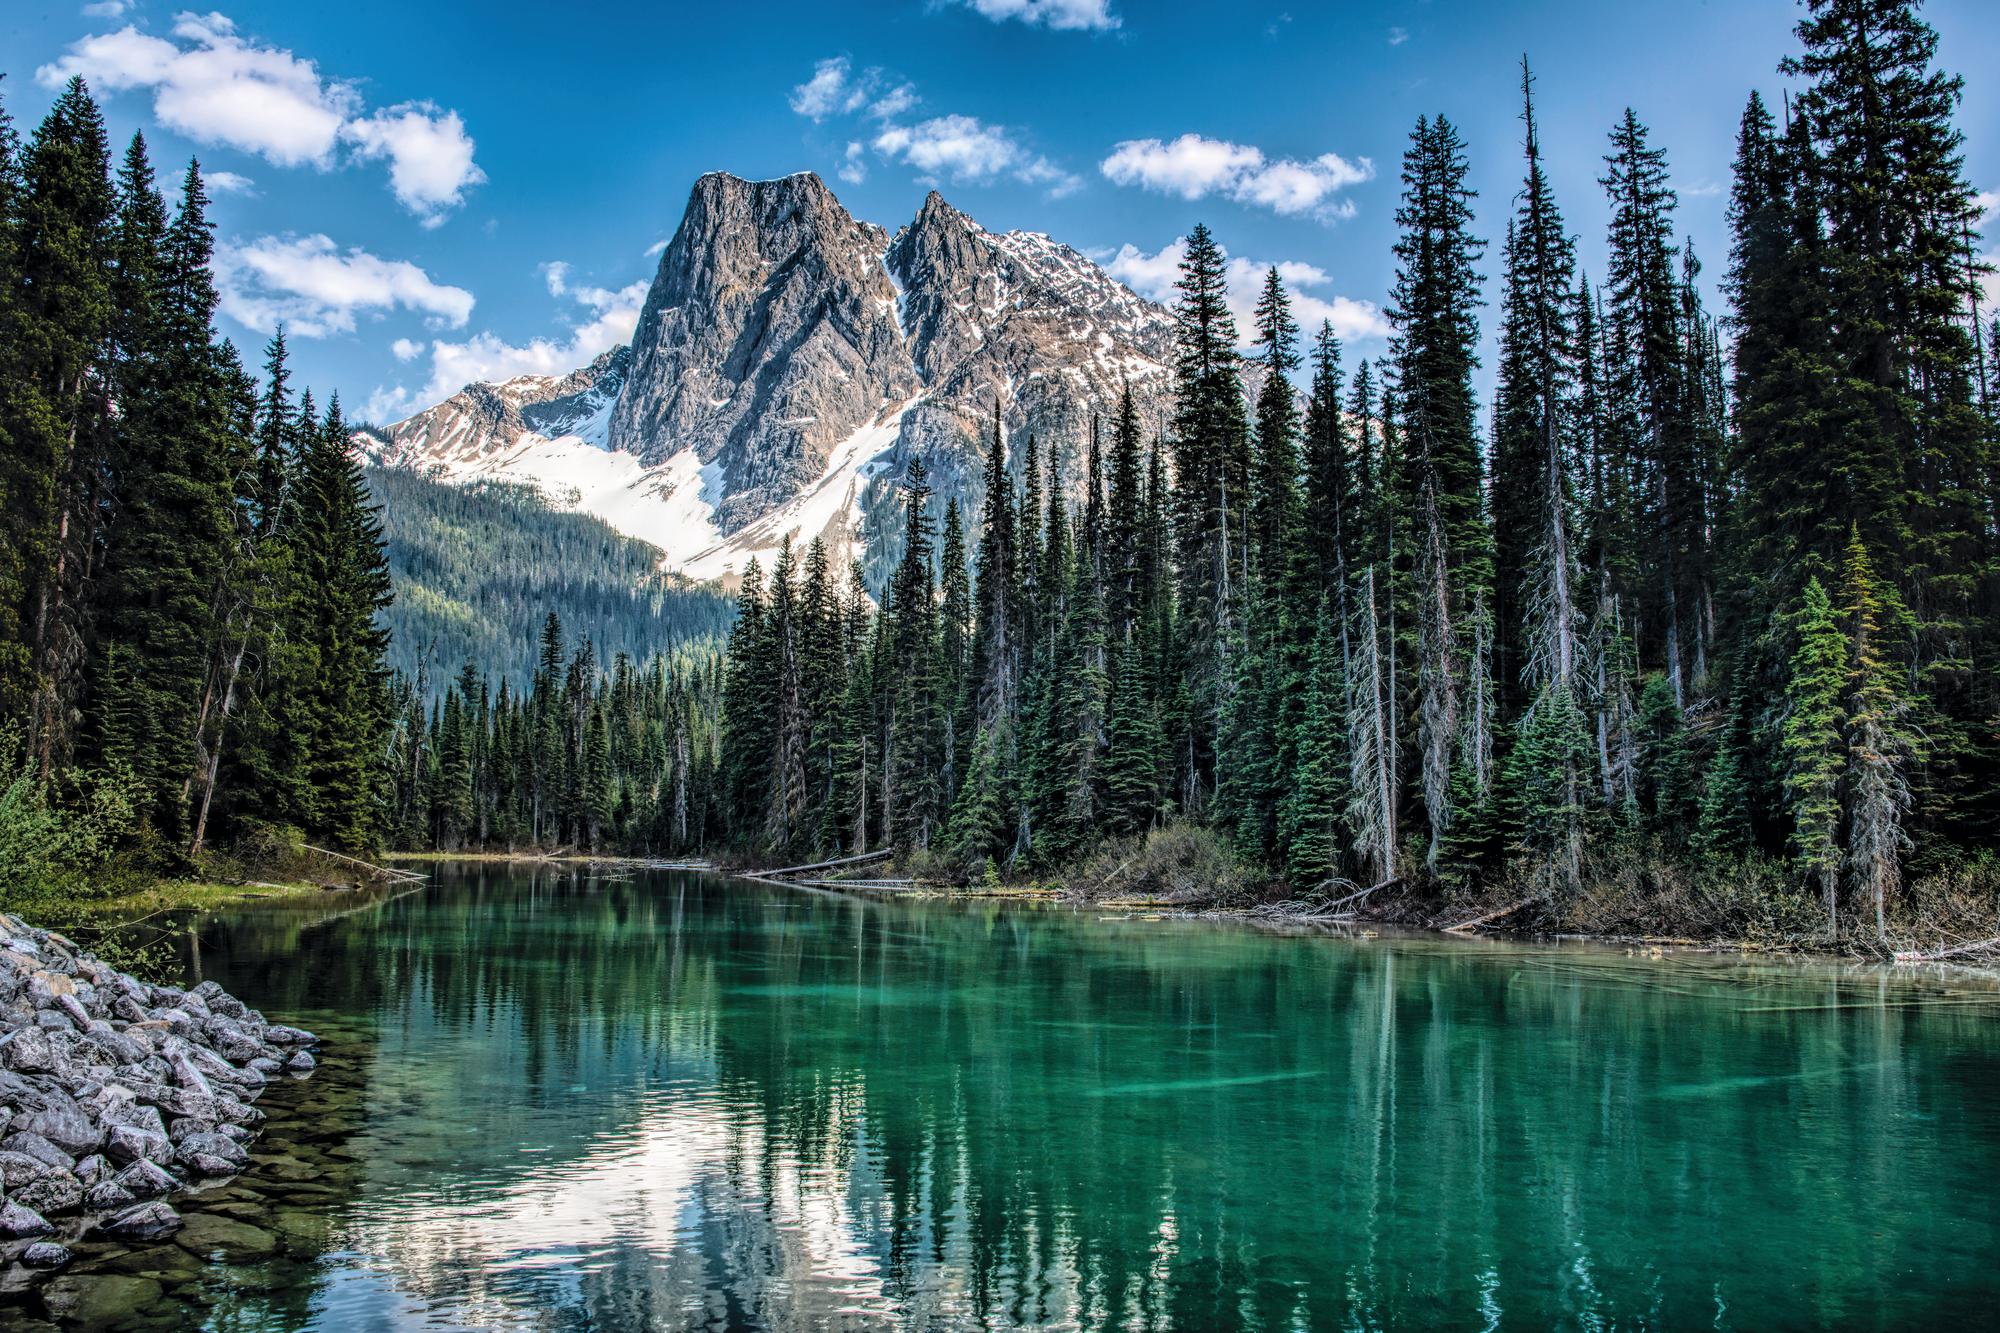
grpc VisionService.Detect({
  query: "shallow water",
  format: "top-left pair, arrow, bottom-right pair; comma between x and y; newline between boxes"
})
8,863 -> 1999,1329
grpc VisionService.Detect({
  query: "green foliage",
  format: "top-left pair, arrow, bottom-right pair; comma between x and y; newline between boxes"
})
0,731 -> 142,912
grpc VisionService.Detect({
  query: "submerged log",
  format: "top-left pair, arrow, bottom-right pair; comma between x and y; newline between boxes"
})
1443,898 -> 1534,934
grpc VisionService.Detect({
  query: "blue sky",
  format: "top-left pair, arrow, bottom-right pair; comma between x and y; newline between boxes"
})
5,0 -> 1997,426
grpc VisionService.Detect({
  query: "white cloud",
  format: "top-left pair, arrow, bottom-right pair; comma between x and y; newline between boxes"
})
340,102 -> 485,227
789,58 -> 1072,195
790,57 -> 919,125
1101,133 -> 1372,219
874,114 -> 1079,196
953,0 -> 1120,31
643,238 -> 669,258
869,84 -> 918,121
1104,240 -> 1186,303
216,234 -> 475,338
838,141 -> 867,185
1106,237 -> 1390,345
202,168 -> 255,195
1974,191 -> 1999,224
1387,26 -> 1409,46
390,337 -> 423,362
366,270 -> 649,424
40,14 -> 357,167
789,57 -> 860,120
81,1 -> 134,17
37,13 -> 482,223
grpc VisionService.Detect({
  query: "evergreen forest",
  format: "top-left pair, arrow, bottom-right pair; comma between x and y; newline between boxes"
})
5,1 -> 1999,951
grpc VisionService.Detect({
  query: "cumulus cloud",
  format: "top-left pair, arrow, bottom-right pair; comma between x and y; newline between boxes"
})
1101,133 -> 1371,219
789,57 -> 916,123
790,57 -> 1072,196
951,0 -> 1120,31
202,168 -> 255,195
366,269 -> 649,424
215,234 -> 475,338
390,337 -> 423,362
37,12 -> 482,223
341,102 -> 485,227
789,57 -> 859,120
874,114 -> 1080,196
1106,237 -> 1391,345
41,14 -> 357,167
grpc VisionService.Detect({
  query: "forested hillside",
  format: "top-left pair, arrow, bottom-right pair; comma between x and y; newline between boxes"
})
365,466 -> 734,691
387,2 -> 2000,952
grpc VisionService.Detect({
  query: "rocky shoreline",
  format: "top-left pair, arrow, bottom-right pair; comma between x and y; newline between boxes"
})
0,916 -> 316,1271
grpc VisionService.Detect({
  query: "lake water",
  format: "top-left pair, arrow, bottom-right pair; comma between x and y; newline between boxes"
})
7,863 -> 1999,1329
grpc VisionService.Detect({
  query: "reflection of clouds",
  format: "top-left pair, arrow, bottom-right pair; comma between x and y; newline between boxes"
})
335,1077 -> 1103,1329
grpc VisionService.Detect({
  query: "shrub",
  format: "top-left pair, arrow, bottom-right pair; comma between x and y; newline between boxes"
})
1063,819 -> 1259,905
0,731 -> 144,915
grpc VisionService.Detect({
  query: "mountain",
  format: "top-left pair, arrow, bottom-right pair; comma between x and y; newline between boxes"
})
363,172 -> 1175,584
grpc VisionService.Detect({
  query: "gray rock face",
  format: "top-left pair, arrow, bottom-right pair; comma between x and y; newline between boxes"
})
609,171 -> 921,533
99,1199 -> 180,1239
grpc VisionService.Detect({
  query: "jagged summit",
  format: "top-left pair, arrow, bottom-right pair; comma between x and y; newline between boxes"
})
366,174 -> 1175,584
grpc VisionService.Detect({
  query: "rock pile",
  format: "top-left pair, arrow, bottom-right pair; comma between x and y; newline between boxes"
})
0,915 -> 316,1268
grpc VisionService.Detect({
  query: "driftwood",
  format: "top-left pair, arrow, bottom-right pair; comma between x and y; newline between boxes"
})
1442,897 -> 1534,934
302,844 -> 425,884
1893,935 -> 2000,964
1320,877 -> 1400,912
748,849 -> 893,879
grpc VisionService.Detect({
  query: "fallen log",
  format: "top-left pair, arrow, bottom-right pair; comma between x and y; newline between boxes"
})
1893,935 -> 2000,964
747,849 -> 893,879
302,844 -> 426,883
1442,897 -> 1534,934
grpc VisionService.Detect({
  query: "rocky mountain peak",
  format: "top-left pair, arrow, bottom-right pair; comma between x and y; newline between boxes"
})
375,172 -> 1179,584
607,171 -> 917,535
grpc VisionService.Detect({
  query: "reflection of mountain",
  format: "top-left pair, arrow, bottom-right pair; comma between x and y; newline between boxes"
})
185,868 -> 2000,1330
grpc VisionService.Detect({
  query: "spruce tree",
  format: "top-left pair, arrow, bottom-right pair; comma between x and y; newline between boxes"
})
1782,577 -> 1847,937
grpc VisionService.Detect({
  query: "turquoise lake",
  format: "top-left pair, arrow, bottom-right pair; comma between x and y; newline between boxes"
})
9,862 -> 1999,1329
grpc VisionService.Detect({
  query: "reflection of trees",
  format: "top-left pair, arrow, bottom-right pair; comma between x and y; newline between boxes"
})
190,868 -> 2000,1329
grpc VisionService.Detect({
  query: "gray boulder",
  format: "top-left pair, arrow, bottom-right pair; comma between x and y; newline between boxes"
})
0,1200 -> 53,1238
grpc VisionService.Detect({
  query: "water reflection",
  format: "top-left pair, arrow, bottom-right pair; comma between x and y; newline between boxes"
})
18,865 -> 1998,1329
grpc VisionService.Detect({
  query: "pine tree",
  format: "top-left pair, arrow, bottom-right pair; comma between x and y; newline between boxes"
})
1390,114 -> 1488,866
1277,606 -> 1347,890
1168,224 -> 1248,809
1782,578 -> 1847,937
1494,62 -> 1583,719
